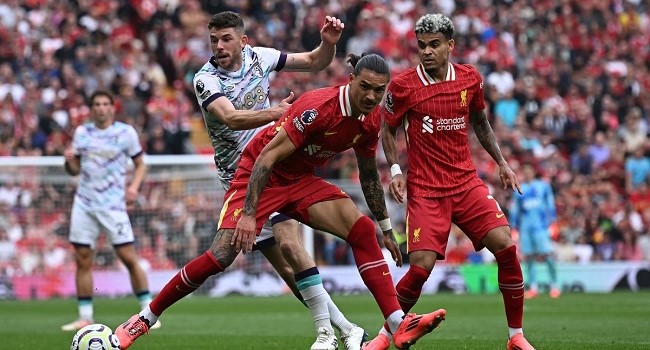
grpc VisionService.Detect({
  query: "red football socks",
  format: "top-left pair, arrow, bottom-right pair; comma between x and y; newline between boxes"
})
150,251 -> 224,316
495,245 -> 524,328
396,265 -> 430,312
346,216 -> 401,318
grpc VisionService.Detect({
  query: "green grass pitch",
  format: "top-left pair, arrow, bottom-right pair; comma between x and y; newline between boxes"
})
2,291 -> 649,349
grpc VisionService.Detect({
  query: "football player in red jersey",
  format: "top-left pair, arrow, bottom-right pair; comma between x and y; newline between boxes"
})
118,53 -> 446,350
365,13 -> 535,350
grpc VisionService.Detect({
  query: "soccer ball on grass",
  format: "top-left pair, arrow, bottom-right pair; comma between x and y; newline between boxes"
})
70,324 -> 121,350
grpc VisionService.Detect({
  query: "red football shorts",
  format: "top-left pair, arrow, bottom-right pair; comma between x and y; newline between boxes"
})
217,173 -> 349,232
406,184 -> 509,259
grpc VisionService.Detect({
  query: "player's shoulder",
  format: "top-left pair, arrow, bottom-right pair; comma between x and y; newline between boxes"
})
194,60 -> 218,78
249,45 -> 277,56
391,66 -> 420,88
288,87 -> 339,127
452,63 -> 482,81
294,86 -> 339,108
365,107 -> 383,131
73,123 -> 91,137
247,45 -> 281,67
112,121 -> 136,132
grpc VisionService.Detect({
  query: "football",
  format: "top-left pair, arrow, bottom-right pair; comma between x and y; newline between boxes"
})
70,324 -> 121,350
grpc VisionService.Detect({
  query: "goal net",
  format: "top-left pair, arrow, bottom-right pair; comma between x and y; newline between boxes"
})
0,155 -> 309,299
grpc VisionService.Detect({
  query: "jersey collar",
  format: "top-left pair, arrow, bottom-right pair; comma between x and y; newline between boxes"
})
339,84 -> 365,120
417,62 -> 456,86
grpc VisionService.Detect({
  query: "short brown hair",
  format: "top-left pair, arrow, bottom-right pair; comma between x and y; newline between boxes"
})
208,11 -> 244,32
89,90 -> 114,106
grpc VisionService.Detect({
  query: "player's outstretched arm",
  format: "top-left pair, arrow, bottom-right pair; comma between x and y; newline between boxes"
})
469,109 -> 522,194
206,92 -> 294,130
284,16 -> 344,72
355,153 -> 403,266
232,128 -> 297,253
381,121 -> 405,203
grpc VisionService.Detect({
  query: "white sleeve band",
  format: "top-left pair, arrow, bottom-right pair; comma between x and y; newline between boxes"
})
390,164 -> 402,178
378,218 -> 392,232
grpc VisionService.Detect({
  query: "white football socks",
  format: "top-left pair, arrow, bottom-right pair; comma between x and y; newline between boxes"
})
299,284 -> 333,332
139,306 -> 158,327
327,297 -> 354,334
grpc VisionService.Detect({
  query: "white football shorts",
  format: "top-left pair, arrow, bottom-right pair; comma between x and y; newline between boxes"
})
69,206 -> 135,249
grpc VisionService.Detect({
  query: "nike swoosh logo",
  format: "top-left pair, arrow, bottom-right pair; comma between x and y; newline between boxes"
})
383,271 -> 390,276
496,213 -> 505,219
175,285 -> 188,292
512,294 -> 524,299
325,131 -> 337,135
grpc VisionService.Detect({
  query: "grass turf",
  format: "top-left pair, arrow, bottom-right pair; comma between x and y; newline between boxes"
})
2,291 -> 649,349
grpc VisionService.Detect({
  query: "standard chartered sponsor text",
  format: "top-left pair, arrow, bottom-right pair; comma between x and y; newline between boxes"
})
436,117 -> 466,131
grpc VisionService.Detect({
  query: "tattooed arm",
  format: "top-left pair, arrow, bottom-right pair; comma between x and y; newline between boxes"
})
470,109 -> 522,193
356,153 -> 389,221
470,109 -> 506,165
243,128 -> 296,215
355,152 -> 403,266
232,128 -> 297,253
382,120 -> 406,203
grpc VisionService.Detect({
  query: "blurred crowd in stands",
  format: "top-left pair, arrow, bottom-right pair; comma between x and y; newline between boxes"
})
1,0 -> 650,278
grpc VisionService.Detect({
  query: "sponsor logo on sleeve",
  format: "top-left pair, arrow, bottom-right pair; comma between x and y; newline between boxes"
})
200,90 -> 211,99
195,80 -> 205,93
293,117 -> 304,132
300,109 -> 318,125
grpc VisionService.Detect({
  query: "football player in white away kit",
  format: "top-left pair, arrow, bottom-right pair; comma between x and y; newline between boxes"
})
118,11 -> 364,350
62,90 -> 160,331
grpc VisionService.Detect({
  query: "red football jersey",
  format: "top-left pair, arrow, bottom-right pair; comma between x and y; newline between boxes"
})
239,85 -> 381,185
384,62 -> 486,197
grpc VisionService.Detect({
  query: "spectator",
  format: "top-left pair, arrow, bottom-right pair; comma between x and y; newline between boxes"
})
625,147 -> 650,191
0,0 -> 649,268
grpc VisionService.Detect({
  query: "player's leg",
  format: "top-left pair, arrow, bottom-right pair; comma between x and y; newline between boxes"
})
365,196 -> 451,349
397,196 -> 452,313
519,229 -> 538,298
62,206 -> 99,331
269,218 -> 333,330
301,197 -> 445,349
115,228 -> 238,349
116,182 -> 276,348
483,228 -> 535,349
98,210 -> 155,315
534,230 -> 560,298
524,254 -> 539,299
269,215 -> 365,350
257,223 -> 338,350
456,186 -> 534,350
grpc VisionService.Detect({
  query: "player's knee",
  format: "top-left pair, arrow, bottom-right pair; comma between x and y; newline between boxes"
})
76,259 -> 93,271
485,226 -> 515,253
409,251 -> 437,272
346,216 -> 375,246
120,256 -> 140,271
277,238 -> 299,259
74,252 -> 93,268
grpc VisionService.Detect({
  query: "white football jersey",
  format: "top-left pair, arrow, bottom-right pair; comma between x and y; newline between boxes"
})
193,44 -> 286,188
71,121 -> 142,210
